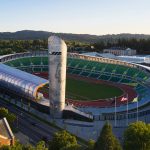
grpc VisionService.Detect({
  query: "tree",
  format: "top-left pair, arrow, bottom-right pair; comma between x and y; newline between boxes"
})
49,130 -> 79,150
0,145 -> 9,150
86,139 -> 95,150
6,112 -> 16,124
0,107 -> 16,124
123,121 -> 150,150
10,141 -> 23,150
0,141 -> 48,150
35,141 -> 48,150
24,144 -> 35,150
60,144 -> 81,150
94,122 -> 122,150
0,107 -> 8,117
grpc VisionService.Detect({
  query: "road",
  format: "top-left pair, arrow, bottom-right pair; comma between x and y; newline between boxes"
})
0,99 -> 58,144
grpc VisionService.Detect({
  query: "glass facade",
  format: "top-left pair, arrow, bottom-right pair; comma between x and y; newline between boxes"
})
0,64 -> 48,99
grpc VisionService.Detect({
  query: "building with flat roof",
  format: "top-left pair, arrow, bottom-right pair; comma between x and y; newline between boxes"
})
103,47 -> 136,56
0,118 -> 14,146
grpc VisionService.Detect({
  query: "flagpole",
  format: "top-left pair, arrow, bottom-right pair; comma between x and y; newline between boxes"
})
137,98 -> 138,122
115,96 -> 117,127
126,93 -> 128,126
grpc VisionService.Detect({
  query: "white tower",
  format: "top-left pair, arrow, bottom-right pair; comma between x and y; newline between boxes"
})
48,36 -> 67,118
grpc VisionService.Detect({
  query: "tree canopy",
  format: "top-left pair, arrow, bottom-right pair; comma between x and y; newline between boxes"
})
86,139 -> 95,150
0,107 -> 16,124
0,141 -> 48,150
49,130 -> 80,150
1,38 -> 150,56
123,121 -> 150,150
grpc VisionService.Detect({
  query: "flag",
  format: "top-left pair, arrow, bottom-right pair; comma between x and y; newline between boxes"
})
121,97 -> 128,102
132,97 -> 138,102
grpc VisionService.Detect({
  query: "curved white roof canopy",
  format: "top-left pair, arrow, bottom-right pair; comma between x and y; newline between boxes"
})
0,64 -> 48,99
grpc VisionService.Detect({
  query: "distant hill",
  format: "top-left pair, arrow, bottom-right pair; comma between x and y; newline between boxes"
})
0,30 -> 150,43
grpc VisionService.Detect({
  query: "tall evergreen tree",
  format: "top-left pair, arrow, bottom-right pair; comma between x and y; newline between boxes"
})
94,122 -> 122,150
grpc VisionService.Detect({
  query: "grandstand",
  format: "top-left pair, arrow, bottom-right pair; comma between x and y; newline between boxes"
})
1,51 -> 150,122
4,56 -> 149,82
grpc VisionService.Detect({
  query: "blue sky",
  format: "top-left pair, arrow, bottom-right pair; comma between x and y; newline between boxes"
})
0,0 -> 150,35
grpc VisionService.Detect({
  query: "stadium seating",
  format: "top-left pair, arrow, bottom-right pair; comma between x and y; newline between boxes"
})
5,59 -> 21,67
4,56 -> 149,84
4,56 -> 149,95
115,65 -> 128,75
109,76 -> 122,82
104,64 -> 116,73
80,71 -> 90,77
41,57 -> 48,65
89,73 -> 100,79
98,74 -> 110,80
126,67 -> 139,76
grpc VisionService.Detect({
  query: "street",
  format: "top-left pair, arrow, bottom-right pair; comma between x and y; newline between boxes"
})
0,99 -> 58,144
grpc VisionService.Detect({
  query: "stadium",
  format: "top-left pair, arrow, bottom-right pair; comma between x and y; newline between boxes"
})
0,50 -> 150,123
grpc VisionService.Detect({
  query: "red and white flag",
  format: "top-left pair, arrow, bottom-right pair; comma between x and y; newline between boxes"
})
121,97 -> 128,102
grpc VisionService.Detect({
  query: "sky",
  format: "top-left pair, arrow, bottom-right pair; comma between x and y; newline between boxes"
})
0,0 -> 150,35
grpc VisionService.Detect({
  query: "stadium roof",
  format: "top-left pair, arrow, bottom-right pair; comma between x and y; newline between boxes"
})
82,52 -> 116,59
104,47 -> 135,51
82,52 -> 146,63
0,54 -> 15,59
0,64 -> 48,99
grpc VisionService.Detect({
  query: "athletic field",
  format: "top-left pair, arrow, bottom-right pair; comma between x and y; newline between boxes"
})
66,78 -> 123,101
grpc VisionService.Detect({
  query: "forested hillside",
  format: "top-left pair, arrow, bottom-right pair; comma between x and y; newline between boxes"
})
1,30 -> 150,43
1,30 -> 150,55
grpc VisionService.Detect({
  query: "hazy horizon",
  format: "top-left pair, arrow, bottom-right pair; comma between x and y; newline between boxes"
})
1,0 -> 150,35
1,29 -> 150,36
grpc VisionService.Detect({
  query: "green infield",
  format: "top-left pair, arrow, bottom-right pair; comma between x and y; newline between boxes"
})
66,78 -> 123,101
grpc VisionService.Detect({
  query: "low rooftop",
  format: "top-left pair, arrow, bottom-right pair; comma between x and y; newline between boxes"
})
104,47 -> 134,51
0,117 -> 14,140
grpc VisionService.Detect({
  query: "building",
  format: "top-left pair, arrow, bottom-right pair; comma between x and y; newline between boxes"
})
0,118 -> 14,146
103,47 -> 136,56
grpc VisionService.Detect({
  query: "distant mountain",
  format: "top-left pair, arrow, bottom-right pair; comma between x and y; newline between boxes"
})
0,30 -> 150,43
99,33 -> 150,40
0,30 -> 99,42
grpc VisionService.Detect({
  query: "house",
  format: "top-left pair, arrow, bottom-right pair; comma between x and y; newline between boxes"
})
0,117 -> 15,146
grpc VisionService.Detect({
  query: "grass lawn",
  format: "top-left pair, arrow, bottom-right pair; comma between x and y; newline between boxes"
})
66,78 -> 123,101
